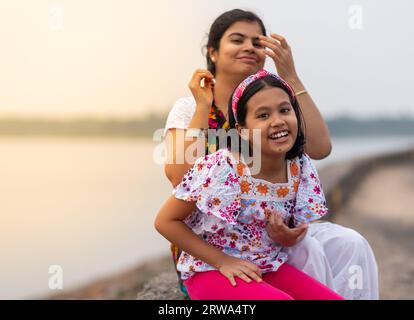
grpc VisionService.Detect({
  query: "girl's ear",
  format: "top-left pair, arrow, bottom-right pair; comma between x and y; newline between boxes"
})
236,123 -> 249,141
235,123 -> 242,135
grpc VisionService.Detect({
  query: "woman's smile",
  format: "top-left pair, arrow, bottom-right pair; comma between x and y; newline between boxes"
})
238,56 -> 259,65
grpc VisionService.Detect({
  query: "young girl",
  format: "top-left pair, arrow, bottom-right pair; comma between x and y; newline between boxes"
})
155,69 -> 344,300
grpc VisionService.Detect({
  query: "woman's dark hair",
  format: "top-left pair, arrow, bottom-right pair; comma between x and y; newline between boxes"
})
227,75 -> 306,160
205,9 -> 267,76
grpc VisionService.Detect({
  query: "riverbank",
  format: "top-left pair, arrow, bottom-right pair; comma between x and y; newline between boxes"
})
44,147 -> 414,299
333,161 -> 414,299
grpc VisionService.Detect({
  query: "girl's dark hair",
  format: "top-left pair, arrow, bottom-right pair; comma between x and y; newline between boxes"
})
227,75 -> 306,159
205,9 -> 267,76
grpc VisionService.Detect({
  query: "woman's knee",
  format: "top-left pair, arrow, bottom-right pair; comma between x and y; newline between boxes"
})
312,222 -> 364,249
328,225 -> 368,253
285,232 -> 328,270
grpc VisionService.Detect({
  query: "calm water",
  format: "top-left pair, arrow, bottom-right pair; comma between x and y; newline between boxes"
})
1,135 -> 414,299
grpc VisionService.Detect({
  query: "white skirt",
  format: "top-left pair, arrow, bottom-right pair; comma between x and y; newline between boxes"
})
283,221 -> 379,300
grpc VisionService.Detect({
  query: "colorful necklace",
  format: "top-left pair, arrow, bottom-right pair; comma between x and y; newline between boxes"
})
207,101 -> 230,153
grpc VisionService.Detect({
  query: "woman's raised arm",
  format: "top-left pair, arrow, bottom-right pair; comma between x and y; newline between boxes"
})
259,33 -> 332,160
289,77 -> 332,159
164,128 -> 205,188
164,69 -> 215,187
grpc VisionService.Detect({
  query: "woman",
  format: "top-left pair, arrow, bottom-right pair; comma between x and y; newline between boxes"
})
163,9 -> 378,300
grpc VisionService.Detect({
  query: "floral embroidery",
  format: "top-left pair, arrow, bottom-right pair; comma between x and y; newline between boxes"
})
241,245 -> 250,252
237,163 -> 245,176
203,177 -> 211,188
240,180 -> 251,194
276,187 -> 290,198
212,197 -> 221,206
256,183 -> 269,196
293,180 -> 300,193
290,161 -> 299,177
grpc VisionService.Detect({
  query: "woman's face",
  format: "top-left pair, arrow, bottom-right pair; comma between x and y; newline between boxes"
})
240,87 -> 298,157
209,21 -> 266,78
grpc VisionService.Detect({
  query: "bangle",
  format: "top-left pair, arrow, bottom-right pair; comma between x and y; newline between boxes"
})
185,128 -> 207,138
294,90 -> 307,97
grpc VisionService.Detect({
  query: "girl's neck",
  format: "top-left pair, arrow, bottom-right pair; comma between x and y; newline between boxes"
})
248,153 -> 288,184
213,73 -> 246,115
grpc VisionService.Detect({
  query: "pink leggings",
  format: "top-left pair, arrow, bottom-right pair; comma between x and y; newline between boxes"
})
183,263 -> 344,300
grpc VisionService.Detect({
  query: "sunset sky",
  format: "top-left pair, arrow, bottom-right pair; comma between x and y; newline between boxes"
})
0,0 -> 412,119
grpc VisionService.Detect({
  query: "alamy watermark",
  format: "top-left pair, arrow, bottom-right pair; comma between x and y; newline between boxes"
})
348,5 -> 363,30
48,4 -> 64,30
152,128 -> 263,175
48,265 -> 63,290
348,264 -> 364,290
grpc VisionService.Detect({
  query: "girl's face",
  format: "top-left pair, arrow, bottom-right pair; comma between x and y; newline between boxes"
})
239,87 -> 298,157
209,21 -> 266,78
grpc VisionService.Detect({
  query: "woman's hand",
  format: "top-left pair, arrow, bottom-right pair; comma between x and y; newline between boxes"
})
217,255 -> 263,286
188,69 -> 215,109
259,33 -> 300,85
266,212 -> 308,247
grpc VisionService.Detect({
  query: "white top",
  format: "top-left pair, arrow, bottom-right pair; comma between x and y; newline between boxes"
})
163,96 -> 197,136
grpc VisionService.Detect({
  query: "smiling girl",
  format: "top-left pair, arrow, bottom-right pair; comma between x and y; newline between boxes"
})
155,69 -> 344,300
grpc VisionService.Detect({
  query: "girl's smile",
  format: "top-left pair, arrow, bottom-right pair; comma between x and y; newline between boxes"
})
268,129 -> 290,144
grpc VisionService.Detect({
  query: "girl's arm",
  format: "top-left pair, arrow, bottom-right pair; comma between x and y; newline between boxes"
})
154,196 -> 226,269
154,196 -> 263,285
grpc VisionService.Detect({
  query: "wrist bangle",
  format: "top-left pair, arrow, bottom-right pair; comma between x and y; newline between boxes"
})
185,128 -> 207,138
294,90 -> 307,97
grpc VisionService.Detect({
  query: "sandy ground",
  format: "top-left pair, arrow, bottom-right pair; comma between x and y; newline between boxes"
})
333,162 -> 414,299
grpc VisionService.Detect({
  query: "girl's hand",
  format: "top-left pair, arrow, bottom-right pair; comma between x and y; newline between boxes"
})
217,255 -> 263,286
266,212 -> 308,247
188,69 -> 215,109
258,33 -> 299,84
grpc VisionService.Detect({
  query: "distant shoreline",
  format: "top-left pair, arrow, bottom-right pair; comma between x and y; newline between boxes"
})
1,116 -> 414,138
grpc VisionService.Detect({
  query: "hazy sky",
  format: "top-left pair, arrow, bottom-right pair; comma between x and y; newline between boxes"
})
0,0 -> 413,119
